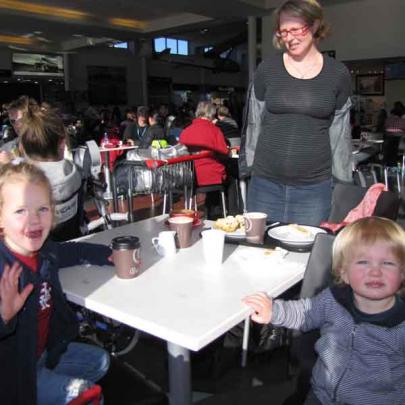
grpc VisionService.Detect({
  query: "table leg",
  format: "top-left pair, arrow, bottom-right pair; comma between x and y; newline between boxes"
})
241,316 -> 250,367
167,342 -> 192,405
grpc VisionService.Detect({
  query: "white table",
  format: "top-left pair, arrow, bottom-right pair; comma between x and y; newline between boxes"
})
59,216 -> 309,405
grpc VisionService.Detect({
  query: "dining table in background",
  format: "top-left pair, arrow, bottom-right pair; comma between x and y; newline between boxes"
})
59,215 -> 309,405
99,143 -> 139,207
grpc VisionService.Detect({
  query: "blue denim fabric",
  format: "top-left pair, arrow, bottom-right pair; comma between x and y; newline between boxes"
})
37,342 -> 110,405
247,176 -> 332,226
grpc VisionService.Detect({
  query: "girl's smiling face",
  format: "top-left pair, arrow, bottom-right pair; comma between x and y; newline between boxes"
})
0,180 -> 53,256
341,242 -> 405,314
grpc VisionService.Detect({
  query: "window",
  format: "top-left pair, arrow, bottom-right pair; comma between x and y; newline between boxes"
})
154,37 -> 188,55
113,42 -> 128,49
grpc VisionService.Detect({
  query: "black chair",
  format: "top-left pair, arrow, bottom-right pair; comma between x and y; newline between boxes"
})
284,233 -> 335,405
328,182 -> 400,223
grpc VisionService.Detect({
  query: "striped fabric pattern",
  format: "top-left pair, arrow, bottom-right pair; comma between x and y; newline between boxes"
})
253,53 -> 352,185
272,288 -> 405,404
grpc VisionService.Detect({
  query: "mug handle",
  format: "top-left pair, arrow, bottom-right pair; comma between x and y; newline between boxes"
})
244,216 -> 252,232
151,237 -> 164,256
132,248 -> 141,266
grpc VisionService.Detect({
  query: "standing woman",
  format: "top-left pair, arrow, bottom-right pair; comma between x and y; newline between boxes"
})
246,0 -> 352,226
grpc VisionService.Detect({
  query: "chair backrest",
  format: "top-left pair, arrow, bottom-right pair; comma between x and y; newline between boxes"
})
300,233 -> 335,299
329,183 -> 400,223
287,233 -> 335,404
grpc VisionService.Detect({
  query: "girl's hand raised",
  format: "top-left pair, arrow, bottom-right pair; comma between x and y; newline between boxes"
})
0,262 -> 33,324
242,292 -> 273,324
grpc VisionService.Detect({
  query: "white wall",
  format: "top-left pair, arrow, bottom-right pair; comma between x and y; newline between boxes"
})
261,0 -> 405,62
322,0 -> 405,61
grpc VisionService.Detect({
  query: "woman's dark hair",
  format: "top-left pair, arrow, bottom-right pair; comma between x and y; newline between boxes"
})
20,102 -> 66,160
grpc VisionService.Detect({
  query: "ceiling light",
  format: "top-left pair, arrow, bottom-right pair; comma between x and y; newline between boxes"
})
0,34 -> 33,45
0,0 -> 89,20
108,17 -> 146,30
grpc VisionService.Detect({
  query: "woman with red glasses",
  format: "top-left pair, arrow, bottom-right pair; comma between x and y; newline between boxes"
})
245,0 -> 352,226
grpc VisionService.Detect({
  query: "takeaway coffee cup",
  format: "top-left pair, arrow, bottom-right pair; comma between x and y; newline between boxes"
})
244,212 -> 268,244
111,236 -> 141,278
168,216 -> 193,248
151,231 -> 176,257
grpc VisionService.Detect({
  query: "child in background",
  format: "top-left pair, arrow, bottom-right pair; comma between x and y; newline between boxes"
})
243,217 -> 405,405
0,162 -> 111,405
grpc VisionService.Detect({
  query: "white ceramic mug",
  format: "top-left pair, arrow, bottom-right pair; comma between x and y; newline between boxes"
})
152,231 -> 176,257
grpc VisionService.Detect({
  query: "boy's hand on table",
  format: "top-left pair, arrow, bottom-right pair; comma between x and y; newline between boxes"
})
242,292 -> 273,324
0,262 -> 33,323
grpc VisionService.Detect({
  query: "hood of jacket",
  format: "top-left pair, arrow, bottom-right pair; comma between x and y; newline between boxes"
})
35,159 -> 82,203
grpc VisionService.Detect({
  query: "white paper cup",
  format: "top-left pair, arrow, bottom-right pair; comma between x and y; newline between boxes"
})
201,229 -> 225,267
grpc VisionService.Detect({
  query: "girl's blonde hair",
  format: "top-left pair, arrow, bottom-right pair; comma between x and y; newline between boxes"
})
272,0 -> 330,49
19,102 -> 67,160
0,162 -> 54,215
332,217 -> 405,283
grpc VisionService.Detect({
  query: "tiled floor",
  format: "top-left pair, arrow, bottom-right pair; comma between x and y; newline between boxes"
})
98,332 -> 297,405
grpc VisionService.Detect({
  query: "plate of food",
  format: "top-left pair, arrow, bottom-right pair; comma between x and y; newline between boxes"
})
213,215 -> 245,238
267,224 -> 326,246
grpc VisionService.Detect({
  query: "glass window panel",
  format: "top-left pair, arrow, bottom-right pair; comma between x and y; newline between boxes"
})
178,40 -> 188,55
154,38 -> 166,52
167,38 -> 177,54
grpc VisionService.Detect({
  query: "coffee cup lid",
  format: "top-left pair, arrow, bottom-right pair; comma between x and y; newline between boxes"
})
112,236 -> 140,249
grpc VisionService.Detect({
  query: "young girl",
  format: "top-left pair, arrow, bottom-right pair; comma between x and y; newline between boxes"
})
19,101 -> 83,241
0,162 -> 111,405
243,217 -> 405,405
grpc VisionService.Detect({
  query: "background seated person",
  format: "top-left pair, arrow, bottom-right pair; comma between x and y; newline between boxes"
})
123,106 -> 149,145
180,101 -> 230,218
0,96 -> 38,162
215,105 -> 240,141
385,101 -> 405,133
139,109 -> 165,149
19,102 -> 84,241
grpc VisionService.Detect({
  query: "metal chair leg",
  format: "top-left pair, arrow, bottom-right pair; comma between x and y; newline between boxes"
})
220,190 -> 227,218
162,193 -> 167,214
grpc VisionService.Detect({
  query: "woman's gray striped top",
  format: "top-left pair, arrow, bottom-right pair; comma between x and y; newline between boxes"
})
253,53 -> 352,185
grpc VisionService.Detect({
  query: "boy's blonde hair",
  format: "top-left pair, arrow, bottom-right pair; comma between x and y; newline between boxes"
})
332,217 -> 405,283
0,162 -> 54,216
272,0 -> 330,49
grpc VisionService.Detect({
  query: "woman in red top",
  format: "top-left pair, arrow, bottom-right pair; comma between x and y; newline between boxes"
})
180,101 -> 230,218
180,101 -> 229,186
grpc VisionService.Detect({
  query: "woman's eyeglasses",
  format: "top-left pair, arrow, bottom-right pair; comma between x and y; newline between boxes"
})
275,25 -> 309,39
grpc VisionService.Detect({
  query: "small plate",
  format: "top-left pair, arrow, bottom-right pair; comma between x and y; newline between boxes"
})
224,228 -> 245,238
267,225 -> 326,247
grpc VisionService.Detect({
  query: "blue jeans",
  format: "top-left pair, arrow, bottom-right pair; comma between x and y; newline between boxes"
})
37,342 -> 110,405
247,176 -> 332,226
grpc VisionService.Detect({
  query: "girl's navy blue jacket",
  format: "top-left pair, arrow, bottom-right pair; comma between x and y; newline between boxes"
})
0,239 -> 111,405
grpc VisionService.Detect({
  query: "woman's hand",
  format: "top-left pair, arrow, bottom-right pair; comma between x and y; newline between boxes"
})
0,262 -> 33,324
242,292 -> 273,324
